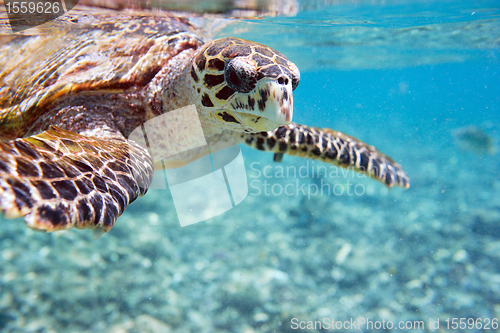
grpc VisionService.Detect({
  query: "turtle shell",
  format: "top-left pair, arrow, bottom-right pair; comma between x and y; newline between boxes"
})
0,8 -> 205,140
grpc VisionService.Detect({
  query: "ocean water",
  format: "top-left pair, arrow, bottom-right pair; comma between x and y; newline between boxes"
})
0,1 -> 500,332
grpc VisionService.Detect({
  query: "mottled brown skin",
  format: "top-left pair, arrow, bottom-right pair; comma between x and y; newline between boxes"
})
0,127 -> 152,236
244,124 -> 410,188
0,8 -> 410,237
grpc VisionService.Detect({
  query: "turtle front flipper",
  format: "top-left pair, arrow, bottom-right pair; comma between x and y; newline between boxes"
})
0,126 -> 153,238
244,123 -> 410,188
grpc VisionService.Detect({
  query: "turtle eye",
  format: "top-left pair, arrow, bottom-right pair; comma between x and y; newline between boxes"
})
224,57 -> 257,93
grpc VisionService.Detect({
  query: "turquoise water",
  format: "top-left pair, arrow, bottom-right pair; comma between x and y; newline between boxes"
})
1,1 -> 500,332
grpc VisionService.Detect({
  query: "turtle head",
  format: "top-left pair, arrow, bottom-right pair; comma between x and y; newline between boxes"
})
189,37 -> 300,133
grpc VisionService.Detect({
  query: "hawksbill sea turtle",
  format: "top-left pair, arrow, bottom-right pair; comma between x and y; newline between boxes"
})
0,6 -> 410,238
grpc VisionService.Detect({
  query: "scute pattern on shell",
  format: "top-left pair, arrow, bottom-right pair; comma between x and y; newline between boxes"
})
0,8 -> 205,140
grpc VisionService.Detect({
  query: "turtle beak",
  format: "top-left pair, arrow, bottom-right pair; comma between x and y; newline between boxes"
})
225,80 -> 293,132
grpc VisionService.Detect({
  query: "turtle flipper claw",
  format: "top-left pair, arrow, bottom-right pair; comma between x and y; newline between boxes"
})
0,127 -> 153,235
